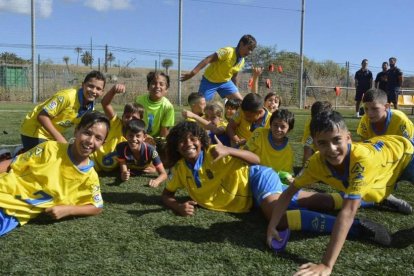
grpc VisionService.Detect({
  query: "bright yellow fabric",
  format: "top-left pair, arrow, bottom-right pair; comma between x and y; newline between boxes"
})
286,210 -> 302,231
91,115 -> 126,172
0,141 -> 103,225
232,109 -> 271,141
165,145 -> 252,213
246,127 -> 294,173
20,88 -> 93,140
295,135 -> 413,203
204,47 -> 245,83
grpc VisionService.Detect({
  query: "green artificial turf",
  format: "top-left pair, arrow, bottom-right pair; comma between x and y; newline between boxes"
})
1,103 -> 414,275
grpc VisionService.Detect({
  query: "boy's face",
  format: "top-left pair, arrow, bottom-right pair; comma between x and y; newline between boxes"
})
205,109 -> 220,126
313,127 -> 350,167
149,75 -> 168,101
125,130 -> 146,150
270,119 -> 289,142
238,43 -> 255,57
244,110 -> 263,123
73,122 -> 107,161
178,133 -> 202,164
364,101 -> 388,123
192,98 -> 206,115
265,96 -> 279,113
82,78 -> 105,102
225,106 -> 237,119
122,112 -> 141,127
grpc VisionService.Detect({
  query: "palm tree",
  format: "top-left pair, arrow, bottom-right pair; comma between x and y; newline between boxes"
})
161,58 -> 173,75
74,47 -> 82,66
81,51 -> 93,67
63,56 -> 70,72
107,52 -> 115,67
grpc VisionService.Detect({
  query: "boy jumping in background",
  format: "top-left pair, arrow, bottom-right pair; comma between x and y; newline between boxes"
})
181,34 -> 256,101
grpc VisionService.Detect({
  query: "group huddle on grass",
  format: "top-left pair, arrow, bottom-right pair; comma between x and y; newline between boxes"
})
1,40 -> 414,275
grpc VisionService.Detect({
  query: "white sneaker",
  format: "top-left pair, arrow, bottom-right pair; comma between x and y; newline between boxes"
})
356,112 -> 361,118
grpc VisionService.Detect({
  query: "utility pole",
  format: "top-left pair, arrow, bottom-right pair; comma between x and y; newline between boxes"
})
104,44 -> 108,73
31,0 -> 37,103
298,0 -> 305,109
178,0 -> 183,106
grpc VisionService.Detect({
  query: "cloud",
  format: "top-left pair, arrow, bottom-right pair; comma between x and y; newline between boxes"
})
84,0 -> 132,11
0,0 -> 52,18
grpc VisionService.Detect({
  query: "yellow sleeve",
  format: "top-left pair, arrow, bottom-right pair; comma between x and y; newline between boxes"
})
42,91 -> 72,118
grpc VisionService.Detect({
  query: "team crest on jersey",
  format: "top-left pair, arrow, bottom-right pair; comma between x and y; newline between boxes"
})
360,123 -> 368,133
47,100 -> 58,110
93,194 -> 102,203
351,162 -> 364,174
91,185 -> 100,193
206,169 -> 214,179
58,120 -> 73,127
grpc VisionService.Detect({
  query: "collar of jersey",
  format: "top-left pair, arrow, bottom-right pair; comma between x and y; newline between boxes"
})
268,131 -> 288,150
371,109 -> 391,135
250,108 -> 268,132
67,144 -> 94,173
185,150 -> 204,188
325,143 -> 351,188
77,88 -> 95,118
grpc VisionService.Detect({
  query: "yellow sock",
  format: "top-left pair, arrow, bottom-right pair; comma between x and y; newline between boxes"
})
330,192 -> 343,210
286,210 -> 302,231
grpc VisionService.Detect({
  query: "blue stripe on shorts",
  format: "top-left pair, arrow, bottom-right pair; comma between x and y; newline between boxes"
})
0,208 -> 19,236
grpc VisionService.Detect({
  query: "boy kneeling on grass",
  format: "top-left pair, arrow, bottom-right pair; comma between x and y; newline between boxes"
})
161,122 -> 390,250
267,110 -> 414,275
0,111 -> 108,236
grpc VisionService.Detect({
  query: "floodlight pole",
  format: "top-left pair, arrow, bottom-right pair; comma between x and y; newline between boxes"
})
177,0 -> 183,106
299,0 -> 305,109
31,0 -> 37,103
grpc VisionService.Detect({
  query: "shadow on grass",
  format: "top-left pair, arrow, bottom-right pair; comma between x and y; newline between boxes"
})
102,192 -> 162,205
127,208 -> 165,217
391,227 -> 414,248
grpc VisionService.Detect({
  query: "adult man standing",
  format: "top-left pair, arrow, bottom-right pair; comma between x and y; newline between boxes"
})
375,61 -> 388,92
354,59 -> 373,117
386,57 -> 403,109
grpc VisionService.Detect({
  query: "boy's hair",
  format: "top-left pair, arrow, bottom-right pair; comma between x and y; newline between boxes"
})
264,92 -> 282,107
310,111 -> 348,138
241,93 -> 263,112
205,102 -> 224,118
270,109 -> 295,130
311,101 -> 333,118
77,111 -> 110,139
362,89 -> 387,104
83,71 -> 106,87
188,92 -> 205,106
122,119 -> 146,136
237,34 -> 257,48
225,98 -> 242,109
165,121 -> 210,168
147,71 -> 170,89
123,103 -> 144,119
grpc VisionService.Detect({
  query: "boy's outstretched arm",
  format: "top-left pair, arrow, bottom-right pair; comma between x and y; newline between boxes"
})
295,198 -> 360,276
148,164 -> 168,187
226,119 -> 245,146
162,188 -> 197,216
101,84 -> 126,120
180,53 -> 218,81
211,140 -> 259,165
267,184 -> 299,244
251,67 -> 263,93
45,204 -> 102,220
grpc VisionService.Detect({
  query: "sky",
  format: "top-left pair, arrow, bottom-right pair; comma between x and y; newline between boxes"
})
0,0 -> 413,76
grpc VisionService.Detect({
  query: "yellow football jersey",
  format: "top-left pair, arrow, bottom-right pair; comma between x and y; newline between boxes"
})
204,47 -> 245,83
91,115 -> 126,172
232,109 -> 271,141
357,109 -> 414,141
0,141 -> 103,225
246,128 -> 294,173
165,145 -> 253,213
295,135 -> 414,203
301,117 -> 315,150
20,88 -> 94,140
